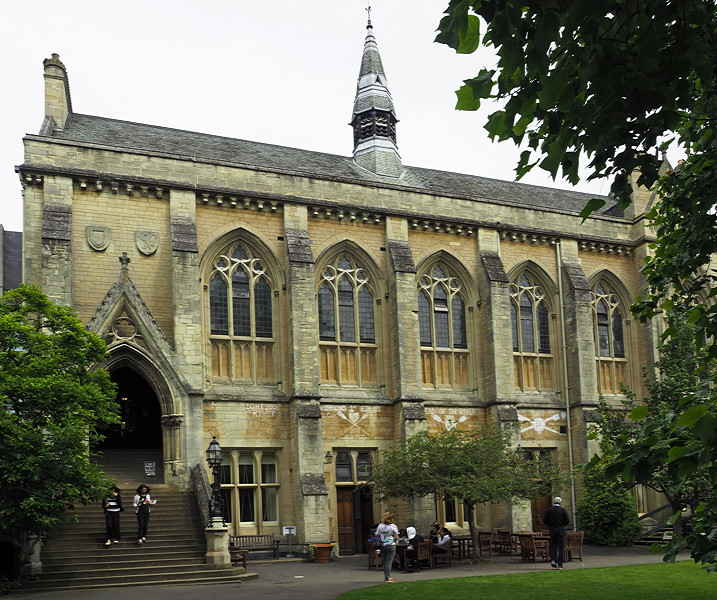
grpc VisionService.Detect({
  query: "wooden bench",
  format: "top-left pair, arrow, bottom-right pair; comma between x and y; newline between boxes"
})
229,534 -> 280,561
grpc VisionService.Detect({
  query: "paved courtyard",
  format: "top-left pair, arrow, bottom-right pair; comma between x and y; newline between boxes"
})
14,544 -> 674,600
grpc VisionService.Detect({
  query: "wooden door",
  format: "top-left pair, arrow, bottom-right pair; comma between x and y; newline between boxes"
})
337,488 -> 355,553
531,496 -> 552,531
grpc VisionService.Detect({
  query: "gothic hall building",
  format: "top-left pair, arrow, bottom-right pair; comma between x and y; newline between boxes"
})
18,20 -> 660,554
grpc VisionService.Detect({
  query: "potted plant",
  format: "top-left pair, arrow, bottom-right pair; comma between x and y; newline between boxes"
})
308,542 -> 334,563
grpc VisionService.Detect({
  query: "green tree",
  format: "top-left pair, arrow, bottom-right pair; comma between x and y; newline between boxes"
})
0,285 -> 119,574
595,319 -> 716,561
366,426 -> 567,561
436,1 -> 717,568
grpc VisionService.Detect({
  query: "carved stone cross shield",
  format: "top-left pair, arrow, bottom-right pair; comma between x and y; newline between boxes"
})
135,230 -> 158,256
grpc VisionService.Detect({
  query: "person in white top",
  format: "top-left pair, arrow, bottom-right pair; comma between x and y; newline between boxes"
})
376,511 -> 399,582
133,484 -> 156,545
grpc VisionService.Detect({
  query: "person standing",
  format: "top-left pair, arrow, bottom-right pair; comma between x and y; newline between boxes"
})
102,486 -> 123,546
376,511 -> 399,583
133,484 -> 156,545
543,496 -> 570,569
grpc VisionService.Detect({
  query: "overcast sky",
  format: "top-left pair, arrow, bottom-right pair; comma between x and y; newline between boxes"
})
0,0 -> 614,233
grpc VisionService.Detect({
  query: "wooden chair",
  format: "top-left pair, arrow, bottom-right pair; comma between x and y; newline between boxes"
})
519,534 -> 549,563
497,530 -> 519,556
406,540 -> 434,572
432,541 -> 452,568
566,531 -> 584,561
492,527 -> 508,552
367,541 -> 383,570
476,531 -> 492,558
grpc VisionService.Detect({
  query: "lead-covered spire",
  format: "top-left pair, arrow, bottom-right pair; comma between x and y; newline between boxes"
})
350,13 -> 402,178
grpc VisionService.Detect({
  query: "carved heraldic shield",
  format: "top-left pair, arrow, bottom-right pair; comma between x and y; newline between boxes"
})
136,231 -> 158,256
87,226 -> 110,251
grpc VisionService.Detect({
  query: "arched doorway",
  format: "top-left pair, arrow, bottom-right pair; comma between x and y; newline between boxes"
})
102,365 -> 163,449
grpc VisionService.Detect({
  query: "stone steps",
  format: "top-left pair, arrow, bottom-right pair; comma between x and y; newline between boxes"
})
17,450 -> 251,593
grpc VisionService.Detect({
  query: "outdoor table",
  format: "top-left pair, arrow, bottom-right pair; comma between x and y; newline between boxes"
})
452,534 -> 472,559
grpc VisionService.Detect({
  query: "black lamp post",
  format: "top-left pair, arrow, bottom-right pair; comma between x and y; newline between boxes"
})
205,436 -> 225,527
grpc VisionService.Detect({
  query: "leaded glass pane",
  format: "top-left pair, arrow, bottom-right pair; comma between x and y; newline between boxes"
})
210,274 -> 228,335
538,302 -> 550,353
335,452 -> 352,482
318,283 -> 336,341
612,310 -> 625,358
261,455 -> 277,483
232,245 -> 248,261
255,277 -> 273,338
357,453 -> 372,480
338,256 -> 351,270
519,275 -> 530,286
338,278 -> 356,343
520,294 -> 534,353
435,310 -> 449,348
452,295 -> 467,349
238,455 -> 254,484
232,269 -> 250,337
419,291 -> 431,346
262,487 -> 277,521
597,300 -> 610,357
358,287 -> 375,343
239,488 -> 255,522
511,302 -> 519,351
433,265 -> 445,279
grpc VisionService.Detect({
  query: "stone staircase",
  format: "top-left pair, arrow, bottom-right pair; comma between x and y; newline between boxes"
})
18,449 -> 250,593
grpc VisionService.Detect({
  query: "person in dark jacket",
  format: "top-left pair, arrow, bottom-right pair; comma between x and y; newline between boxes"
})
543,496 -> 570,569
102,486 -> 123,546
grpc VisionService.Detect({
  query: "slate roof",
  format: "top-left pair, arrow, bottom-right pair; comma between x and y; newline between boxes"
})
46,112 -> 620,217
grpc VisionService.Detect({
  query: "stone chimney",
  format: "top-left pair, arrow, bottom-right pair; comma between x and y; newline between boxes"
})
43,53 -> 72,131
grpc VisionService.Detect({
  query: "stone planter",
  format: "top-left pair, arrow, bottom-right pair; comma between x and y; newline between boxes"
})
311,543 -> 334,563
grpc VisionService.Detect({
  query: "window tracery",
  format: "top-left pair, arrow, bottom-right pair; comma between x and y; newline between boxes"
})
510,272 -> 554,391
318,254 -> 378,387
418,262 -> 470,389
591,280 -> 628,393
207,242 -> 275,383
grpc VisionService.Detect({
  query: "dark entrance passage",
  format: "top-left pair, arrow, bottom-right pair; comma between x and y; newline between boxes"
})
102,366 -> 162,449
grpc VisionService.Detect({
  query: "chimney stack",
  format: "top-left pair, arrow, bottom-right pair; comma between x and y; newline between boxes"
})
43,53 -> 72,131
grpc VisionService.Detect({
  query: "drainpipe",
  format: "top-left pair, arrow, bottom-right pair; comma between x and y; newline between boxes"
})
556,240 -> 578,530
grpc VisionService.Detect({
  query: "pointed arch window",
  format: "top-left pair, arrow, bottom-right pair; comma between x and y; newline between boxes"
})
418,263 -> 470,389
592,281 -> 629,393
207,242 -> 276,383
510,272 -> 555,392
318,254 -> 378,387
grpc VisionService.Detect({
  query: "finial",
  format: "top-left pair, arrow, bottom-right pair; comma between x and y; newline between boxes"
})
366,3 -> 372,28
119,252 -> 131,272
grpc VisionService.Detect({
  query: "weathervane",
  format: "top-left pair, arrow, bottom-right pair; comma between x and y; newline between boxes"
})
366,3 -> 372,27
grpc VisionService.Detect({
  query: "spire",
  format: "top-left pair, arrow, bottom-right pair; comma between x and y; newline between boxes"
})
350,9 -> 402,178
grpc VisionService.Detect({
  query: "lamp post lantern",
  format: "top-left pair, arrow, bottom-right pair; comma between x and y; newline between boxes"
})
205,436 -> 225,527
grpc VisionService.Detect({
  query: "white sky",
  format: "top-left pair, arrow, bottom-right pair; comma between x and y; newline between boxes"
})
0,0 -> 613,233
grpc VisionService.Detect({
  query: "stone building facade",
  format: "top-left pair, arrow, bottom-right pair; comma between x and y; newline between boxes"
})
18,20 -> 660,553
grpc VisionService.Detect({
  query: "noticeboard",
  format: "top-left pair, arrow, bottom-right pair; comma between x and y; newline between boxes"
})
144,461 -> 156,477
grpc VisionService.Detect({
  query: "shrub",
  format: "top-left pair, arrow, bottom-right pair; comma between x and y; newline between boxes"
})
577,470 -> 642,546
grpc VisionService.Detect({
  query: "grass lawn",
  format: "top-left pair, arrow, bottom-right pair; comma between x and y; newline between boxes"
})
335,561 -> 717,600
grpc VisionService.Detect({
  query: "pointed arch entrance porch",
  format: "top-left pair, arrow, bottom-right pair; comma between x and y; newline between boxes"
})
100,344 -> 184,483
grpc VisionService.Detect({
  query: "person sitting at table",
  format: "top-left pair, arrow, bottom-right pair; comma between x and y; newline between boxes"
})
398,528 -> 409,544
433,527 -> 452,553
405,526 -> 424,568
429,522 -> 441,543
